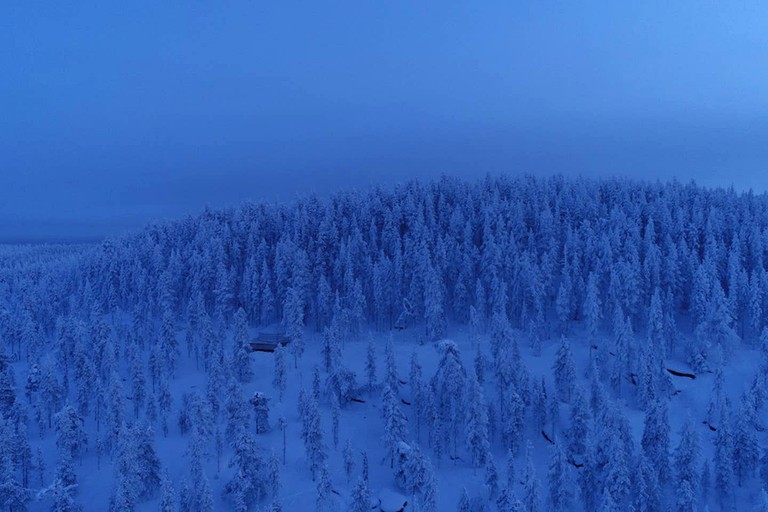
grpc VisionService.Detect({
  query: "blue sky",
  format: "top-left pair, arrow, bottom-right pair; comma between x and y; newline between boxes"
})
2,1 -> 768,240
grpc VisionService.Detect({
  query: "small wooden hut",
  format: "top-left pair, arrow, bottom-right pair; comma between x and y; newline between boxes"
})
249,331 -> 291,352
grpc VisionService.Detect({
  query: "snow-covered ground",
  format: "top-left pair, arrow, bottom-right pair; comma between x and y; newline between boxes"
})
12,317 -> 765,511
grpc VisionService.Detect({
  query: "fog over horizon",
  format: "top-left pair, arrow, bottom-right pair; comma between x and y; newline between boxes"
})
3,2 -> 768,242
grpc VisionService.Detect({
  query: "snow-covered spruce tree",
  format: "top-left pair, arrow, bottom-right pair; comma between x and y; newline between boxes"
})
610,308 -> 632,398
343,439 -> 355,483
159,307 -> 179,378
566,385 -> 591,466
693,278 -> 738,369
640,399 -> 670,488
706,368 -> 725,429
583,271 -> 601,339
316,274 -> 333,331
312,366 -> 322,402
371,255 -> 391,331
272,341 -> 287,402
223,431 -> 265,511
714,401 -> 736,511
0,449 -> 29,511
206,337 -> 226,421
128,348 -> 146,419
109,423 -> 161,510
49,455 -> 81,512
647,287 -> 667,362
748,271 -> 765,341
348,476 -> 371,512
674,418 -> 700,498
320,324 -> 341,374
260,259 -> 276,327
251,392 -> 270,435
633,453 -> 662,512
484,455 -> 499,499
267,451 -> 281,500
533,378 -> 548,433
54,404 -> 87,462
598,488 -> 620,512
301,393 -> 326,480
361,451 -> 369,484
556,269 -> 574,334
381,385 -> 407,469
409,351 -> 424,440
489,310 -> 512,365
224,379 -> 250,444
424,262 -> 447,340
157,375 -> 172,437
701,458 -> 711,505
283,286 -> 305,368
675,477 -> 696,512
159,470 -> 175,512
420,463 -> 438,512
600,410 -> 631,508
504,448 -> 515,490
548,381 -> 560,437
347,278 -> 366,338
72,350 -> 96,421
762,448 -> 768,491
465,369 -> 490,469
547,443 -> 573,511
553,336 -> 576,403
398,443 -> 437,508
102,371 -> 125,456
39,358 -> 64,431
365,337 -> 377,395
331,393 -> 340,450
473,344 -> 486,387
522,441 -> 541,512
232,308 -> 253,383
733,390 -> 761,486
200,312 -> 217,373
430,340 -> 466,459
502,389 -> 525,457
315,463 -> 336,512
385,335 -> 398,394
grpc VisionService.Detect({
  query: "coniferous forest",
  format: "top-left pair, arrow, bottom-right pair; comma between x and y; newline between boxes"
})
3,175 -> 768,511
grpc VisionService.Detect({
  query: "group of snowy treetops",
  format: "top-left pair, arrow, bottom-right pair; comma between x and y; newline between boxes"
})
0,174 -> 768,511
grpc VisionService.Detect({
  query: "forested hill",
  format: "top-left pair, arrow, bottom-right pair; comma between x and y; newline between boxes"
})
9,175 -> 768,369
4,174 -> 768,511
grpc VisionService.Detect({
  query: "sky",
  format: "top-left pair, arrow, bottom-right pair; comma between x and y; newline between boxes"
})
2,2 -> 768,241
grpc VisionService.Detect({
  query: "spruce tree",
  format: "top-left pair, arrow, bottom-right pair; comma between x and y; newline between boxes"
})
465,370 -> 490,468
365,337 -> 377,395
272,342 -> 287,402
343,440 -> 355,483
553,336 -> 576,403
548,443 -> 573,511
522,442 -> 541,512
675,418 -> 700,496
640,400 -> 670,487
349,476 -> 371,512
232,308 -> 253,383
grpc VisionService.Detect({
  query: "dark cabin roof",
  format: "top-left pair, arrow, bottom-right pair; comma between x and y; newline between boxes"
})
249,331 -> 290,352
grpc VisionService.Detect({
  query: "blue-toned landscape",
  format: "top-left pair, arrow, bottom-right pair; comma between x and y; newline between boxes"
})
3,2 -> 768,511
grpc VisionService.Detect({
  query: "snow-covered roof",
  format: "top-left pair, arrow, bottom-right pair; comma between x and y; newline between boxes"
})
377,489 -> 408,512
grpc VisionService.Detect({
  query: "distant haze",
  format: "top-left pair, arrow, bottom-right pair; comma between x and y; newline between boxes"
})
2,2 -> 768,241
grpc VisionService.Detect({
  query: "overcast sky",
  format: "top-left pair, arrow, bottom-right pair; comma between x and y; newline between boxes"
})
2,2 -> 768,241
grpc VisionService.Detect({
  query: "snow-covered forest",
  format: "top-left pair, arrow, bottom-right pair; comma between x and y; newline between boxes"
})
2,175 -> 768,511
